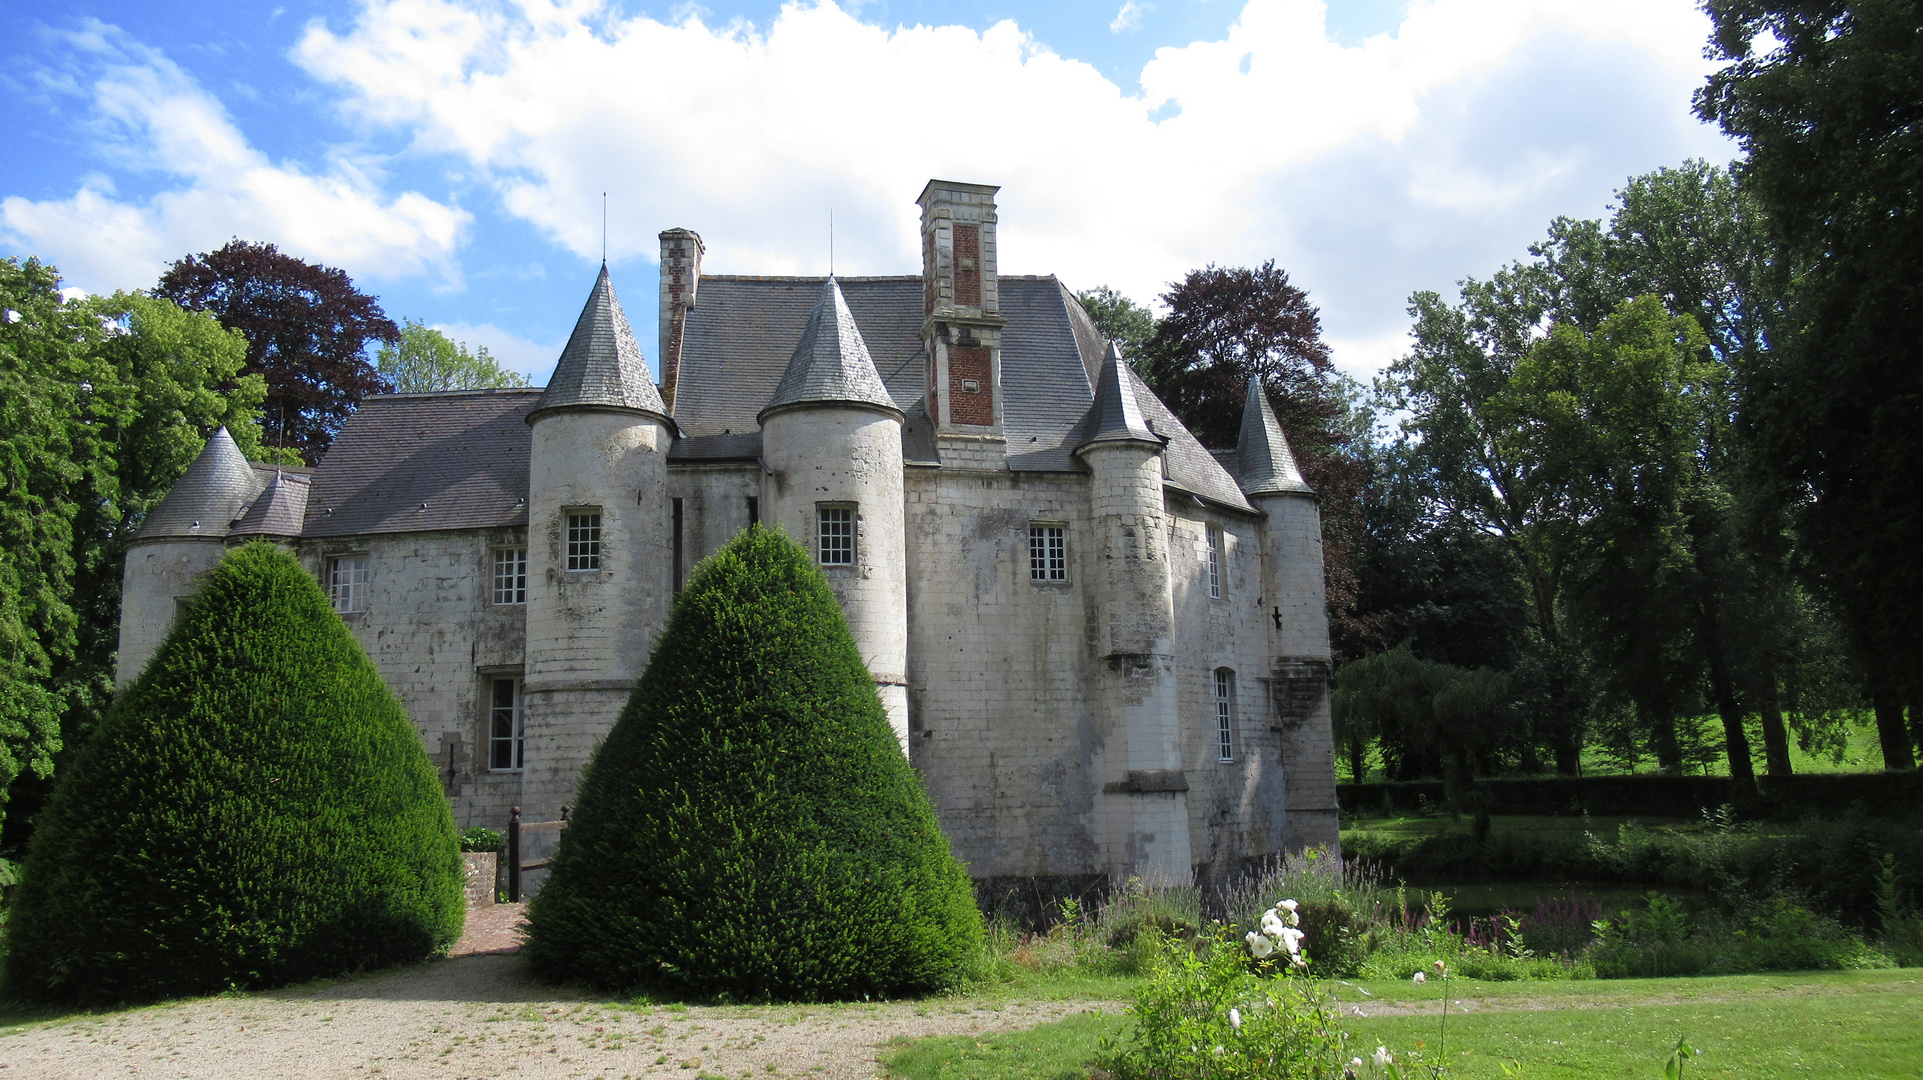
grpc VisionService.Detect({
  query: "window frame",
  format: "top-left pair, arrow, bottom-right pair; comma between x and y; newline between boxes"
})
1214,668 -> 1236,762
565,509 -> 603,572
1205,523 -> 1224,599
491,546 -> 528,605
817,504 -> 855,567
488,675 -> 525,772
326,554 -> 370,614
1028,523 -> 1068,583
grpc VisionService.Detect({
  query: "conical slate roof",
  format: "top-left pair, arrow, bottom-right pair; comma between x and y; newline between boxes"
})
531,265 -> 667,421
759,277 -> 899,420
229,470 -> 311,541
1077,343 -> 1160,451
1236,375 -> 1313,495
134,427 -> 266,541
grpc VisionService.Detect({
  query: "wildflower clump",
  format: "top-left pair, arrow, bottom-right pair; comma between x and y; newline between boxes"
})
3,542 -> 464,1005
524,526 -> 982,1000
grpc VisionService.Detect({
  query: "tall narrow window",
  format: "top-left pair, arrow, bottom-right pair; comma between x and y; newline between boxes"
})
566,510 -> 602,570
671,497 -> 685,595
491,547 -> 527,605
1214,668 -> 1236,762
489,676 -> 524,770
1206,524 -> 1223,598
818,506 -> 854,565
747,495 -> 759,528
1028,524 -> 1067,581
327,555 -> 369,613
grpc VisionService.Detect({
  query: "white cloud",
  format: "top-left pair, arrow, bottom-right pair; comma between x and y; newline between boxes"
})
431,320 -> 563,385
1111,2 -> 1151,34
290,0 -> 1730,375
0,22 -> 469,294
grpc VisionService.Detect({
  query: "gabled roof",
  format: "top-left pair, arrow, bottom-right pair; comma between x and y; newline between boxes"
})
1076,343 -> 1159,449
530,265 -> 667,422
305,389 -> 538,538
230,470 -> 311,540
134,427 -> 264,541
760,277 -> 899,420
1236,375 -> 1314,496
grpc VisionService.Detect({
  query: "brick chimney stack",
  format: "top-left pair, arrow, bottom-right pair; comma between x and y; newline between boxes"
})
657,227 -> 704,412
917,181 -> 1006,443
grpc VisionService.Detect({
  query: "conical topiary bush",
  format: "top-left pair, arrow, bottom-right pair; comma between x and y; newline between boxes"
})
524,525 -> 982,1000
3,542 -> 463,1005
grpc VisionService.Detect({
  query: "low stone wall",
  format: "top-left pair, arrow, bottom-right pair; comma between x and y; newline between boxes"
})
463,851 -> 498,908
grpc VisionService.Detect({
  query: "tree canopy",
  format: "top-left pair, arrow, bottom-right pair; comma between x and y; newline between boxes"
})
156,240 -> 397,463
376,320 -> 529,393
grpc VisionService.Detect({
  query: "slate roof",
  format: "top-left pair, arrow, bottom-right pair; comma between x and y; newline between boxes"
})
762,277 -> 899,419
1078,343 -> 1159,448
303,390 -> 538,538
1236,374 -> 1314,496
531,265 -> 668,421
230,470 -> 312,539
135,427 -> 264,541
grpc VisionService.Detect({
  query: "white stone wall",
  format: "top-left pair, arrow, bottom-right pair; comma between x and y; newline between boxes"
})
1254,492 -> 1341,853
523,410 -> 673,821
668,464 -> 760,582
116,538 -> 230,687
761,406 -> 910,750
299,528 -> 527,832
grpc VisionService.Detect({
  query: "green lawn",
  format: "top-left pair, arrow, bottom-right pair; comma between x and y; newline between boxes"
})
885,969 -> 1923,1080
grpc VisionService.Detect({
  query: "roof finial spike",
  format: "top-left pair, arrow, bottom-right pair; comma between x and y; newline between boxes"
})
601,192 -> 608,265
829,208 -> 834,277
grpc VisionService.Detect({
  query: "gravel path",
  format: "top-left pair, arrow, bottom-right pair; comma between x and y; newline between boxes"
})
0,914 -> 1116,1080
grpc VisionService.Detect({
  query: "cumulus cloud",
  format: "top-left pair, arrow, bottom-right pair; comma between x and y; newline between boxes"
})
0,22 -> 469,294
431,320 -> 564,384
1111,2 -> 1151,34
290,0 -> 1730,372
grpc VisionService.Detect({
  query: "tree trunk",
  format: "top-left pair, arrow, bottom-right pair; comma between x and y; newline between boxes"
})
1756,666 -> 1793,778
1646,701 -> 1682,774
1908,696 -> 1923,759
1347,741 -> 1368,785
1872,685 -> 1916,771
1697,597 -> 1756,793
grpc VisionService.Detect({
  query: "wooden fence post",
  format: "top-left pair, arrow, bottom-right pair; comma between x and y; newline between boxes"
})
507,805 -> 522,903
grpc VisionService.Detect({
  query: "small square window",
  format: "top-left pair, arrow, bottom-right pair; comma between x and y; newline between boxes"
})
1214,668 -> 1236,762
818,506 -> 854,566
1028,524 -> 1067,582
327,555 -> 369,613
492,547 -> 527,605
489,676 -> 524,771
566,511 -> 602,571
1206,524 -> 1224,599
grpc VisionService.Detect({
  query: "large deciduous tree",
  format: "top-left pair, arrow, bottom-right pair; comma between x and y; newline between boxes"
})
1697,0 -> 1923,770
157,240 -> 397,464
376,320 -> 529,393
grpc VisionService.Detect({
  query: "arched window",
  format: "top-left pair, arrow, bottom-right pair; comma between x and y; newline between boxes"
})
1213,668 -> 1237,762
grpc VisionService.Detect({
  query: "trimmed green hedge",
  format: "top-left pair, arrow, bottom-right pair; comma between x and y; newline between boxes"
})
3,542 -> 463,1005
525,525 -> 982,1000
1338,771 -> 1923,821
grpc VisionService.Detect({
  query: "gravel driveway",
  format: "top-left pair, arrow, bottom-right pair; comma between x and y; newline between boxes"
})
0,907 -> 1116,1080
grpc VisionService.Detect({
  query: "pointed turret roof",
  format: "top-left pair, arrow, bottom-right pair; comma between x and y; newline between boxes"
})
134,427 -> 266,541
529,265 -> 668,422
1076,343 -> 1161,451
760,277 -> 900,420
229,470 -> 311,541
1236,375 -> 1313,496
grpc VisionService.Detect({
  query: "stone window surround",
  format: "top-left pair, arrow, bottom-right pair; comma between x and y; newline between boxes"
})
490,546 -> 527,605
817,503 -> 856,567
326,553 -> 370,615
483,668 -> 525,772
564,507 -> 603,572
1027,521 -> 1069,584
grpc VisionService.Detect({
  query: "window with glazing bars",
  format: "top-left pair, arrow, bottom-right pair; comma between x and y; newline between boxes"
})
818,506 -> 854,565
492,547 -> 527,604
1206,524 -> 1223,598
489,676 -> 524,770
1028,524 -> 1067,581
566,511 -> 601,570
1214,668 -> 1236,761
327,555 -> 369,613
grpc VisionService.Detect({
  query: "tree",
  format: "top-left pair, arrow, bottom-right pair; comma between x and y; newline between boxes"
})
376,320 -> 529,393
156,240 -> 398,464
1,262 -> 277,846
1332,644 -> 1513,810
525,526 -> 981,1000
3,543 -> 463,1005
1697,0 -> 1923,769
1076,286 -> 1155,367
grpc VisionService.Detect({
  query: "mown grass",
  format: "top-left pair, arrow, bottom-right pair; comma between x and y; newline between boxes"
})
884,969 -> 1923,1080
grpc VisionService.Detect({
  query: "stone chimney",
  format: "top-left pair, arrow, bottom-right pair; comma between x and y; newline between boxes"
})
917,181 -> 1006,443
658,227 -> 704,412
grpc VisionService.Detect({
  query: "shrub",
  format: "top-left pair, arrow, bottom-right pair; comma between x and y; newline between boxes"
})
523,526 -> 982,1000
459,827 -> 504,853
1587,893 -> 1893,978
3,542 -> 463,1005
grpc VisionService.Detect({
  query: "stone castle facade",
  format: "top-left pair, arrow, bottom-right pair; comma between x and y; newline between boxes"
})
118,180 -> 1340,901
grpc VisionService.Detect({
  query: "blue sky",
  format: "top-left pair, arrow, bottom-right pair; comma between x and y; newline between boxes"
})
2,0 -> 1734,385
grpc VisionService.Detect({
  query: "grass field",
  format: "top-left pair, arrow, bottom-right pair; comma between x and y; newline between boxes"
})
886,969 -> 1923,1079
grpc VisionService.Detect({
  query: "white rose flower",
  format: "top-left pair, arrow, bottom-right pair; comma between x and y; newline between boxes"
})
1351,1057 -> 1364,1068
1260,912 -> 1285,937
1374,1046 -> 1394,1067
1412,970 -> 1427,984
1279,899 -> 1299,913
1249,933 -> 1275,958
1229,1007 -> 1242,1030
1278,926 -> 1306,954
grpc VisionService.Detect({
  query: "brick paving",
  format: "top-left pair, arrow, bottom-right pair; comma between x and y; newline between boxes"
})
449,901 -> 527,957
